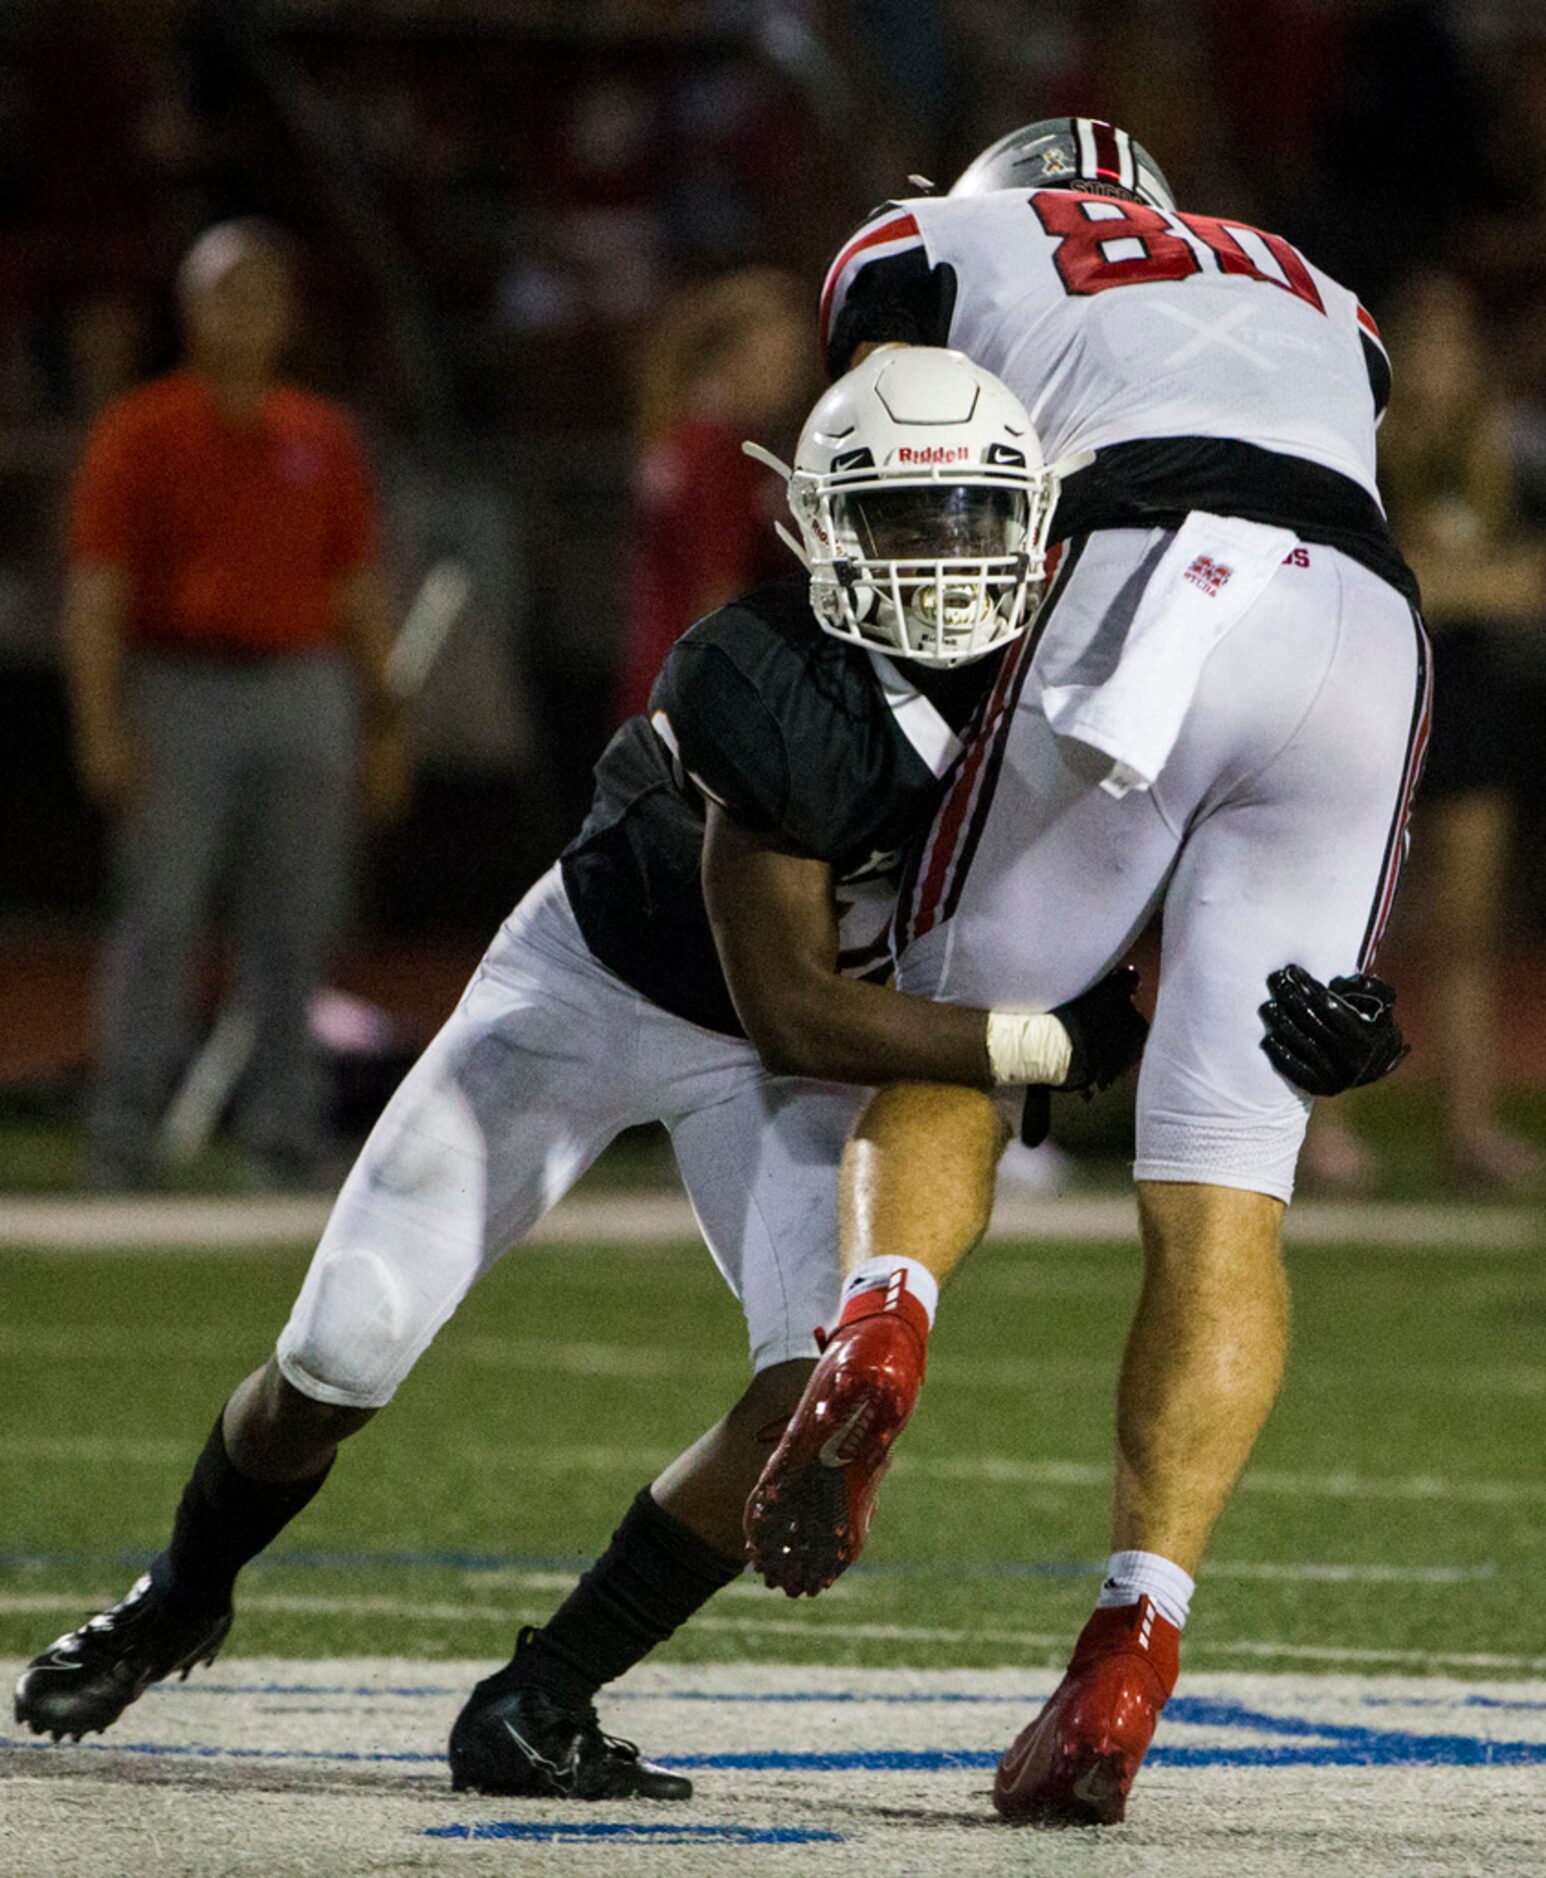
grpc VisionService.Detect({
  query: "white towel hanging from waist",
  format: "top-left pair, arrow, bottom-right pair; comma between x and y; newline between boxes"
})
1040,511 -> 1299,798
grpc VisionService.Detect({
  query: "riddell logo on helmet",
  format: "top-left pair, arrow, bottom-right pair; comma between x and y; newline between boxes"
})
897,445 -> 971,465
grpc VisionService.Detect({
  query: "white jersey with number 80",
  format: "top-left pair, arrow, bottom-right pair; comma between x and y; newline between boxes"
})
820,189 -> 1390,504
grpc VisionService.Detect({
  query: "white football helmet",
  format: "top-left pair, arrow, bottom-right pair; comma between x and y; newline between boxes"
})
749,347 -> 1059,668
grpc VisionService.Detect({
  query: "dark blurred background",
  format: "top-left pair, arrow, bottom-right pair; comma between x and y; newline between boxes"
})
3,0 -> 1545,1186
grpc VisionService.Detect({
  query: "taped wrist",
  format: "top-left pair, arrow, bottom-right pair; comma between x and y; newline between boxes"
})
985,1011 -> 1072,1087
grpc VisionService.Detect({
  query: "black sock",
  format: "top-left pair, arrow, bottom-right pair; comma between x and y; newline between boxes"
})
150,1414 -> 332,1614
499,1488 -> 744,1709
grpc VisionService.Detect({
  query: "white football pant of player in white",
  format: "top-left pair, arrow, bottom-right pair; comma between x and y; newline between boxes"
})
277,866 -> 864,1409
897,527 -> 1430,1201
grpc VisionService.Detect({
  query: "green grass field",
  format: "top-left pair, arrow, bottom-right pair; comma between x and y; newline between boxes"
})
4,1222 -> 1543,1676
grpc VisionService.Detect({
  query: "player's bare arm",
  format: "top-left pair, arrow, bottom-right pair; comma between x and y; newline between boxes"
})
703,805 -> 992,1085
704,802 -> 1154,1102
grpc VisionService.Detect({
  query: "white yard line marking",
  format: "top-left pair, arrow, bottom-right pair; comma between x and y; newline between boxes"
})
0,1555 -> 1493,1590
2,1432 -> 1540,1509
2,1323 -> 1540,1404
3,1594 -> 1540,1673
903,1455 -> 1546,1506
0,1190 -> 1537,1252
1202,1562 -> 1496,1584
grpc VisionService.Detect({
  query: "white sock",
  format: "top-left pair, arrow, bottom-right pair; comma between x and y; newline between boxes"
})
841,1256 -> 939,1328
1096,1549 -> 1195,1630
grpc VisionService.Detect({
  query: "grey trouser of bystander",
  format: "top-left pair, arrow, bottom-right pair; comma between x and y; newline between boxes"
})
89,650 -> 358,1177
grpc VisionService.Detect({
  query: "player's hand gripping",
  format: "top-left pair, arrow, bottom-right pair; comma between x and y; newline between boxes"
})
1259,963 -> 1409,1097
1021,965 -> 1148,1149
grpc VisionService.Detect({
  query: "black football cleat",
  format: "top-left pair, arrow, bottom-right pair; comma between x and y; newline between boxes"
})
13,1573 -> 232,1741
449,1673 -> 691,1801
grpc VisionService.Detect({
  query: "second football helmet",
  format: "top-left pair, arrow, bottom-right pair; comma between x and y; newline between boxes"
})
951,117 -> 1174,211
751,347 -> 1059,668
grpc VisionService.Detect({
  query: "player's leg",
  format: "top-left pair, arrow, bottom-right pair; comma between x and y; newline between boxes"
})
1115,1183 -> 1286,1573
748,534 -> 1185,1592
14,870 -> 649,1742
449,1070 -> 858,1799
744,1083 -> 1011,1593
996,561 -> 1429,1826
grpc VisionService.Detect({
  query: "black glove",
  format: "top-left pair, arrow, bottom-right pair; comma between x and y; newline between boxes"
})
1259,963 -> 1409,1097
1020,966 -> 1148,1148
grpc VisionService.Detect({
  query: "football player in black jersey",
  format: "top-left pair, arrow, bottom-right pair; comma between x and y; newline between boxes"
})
12,348 -> 1144,1797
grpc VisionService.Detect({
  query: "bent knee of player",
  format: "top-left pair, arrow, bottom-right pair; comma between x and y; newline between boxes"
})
1137,1053 -> 1310,1205
276,1246 -> 426,1409
250,1355 -> 378,1443
1136,1178 -> 1285,1263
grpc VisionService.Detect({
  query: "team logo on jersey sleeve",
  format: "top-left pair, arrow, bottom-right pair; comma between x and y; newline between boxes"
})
1183,554 -> 1233,597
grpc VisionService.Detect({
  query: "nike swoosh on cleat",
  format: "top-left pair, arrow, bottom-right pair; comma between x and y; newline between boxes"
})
1072,1758 -> 1118,1808
501,1718 -> 576,1791
817,1402 -> 874,1469
998,1732 -> 1037,1789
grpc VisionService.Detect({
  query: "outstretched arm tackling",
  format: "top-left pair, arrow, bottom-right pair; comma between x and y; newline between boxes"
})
703,806 -> 1144,1094
702,805 -> 994,1087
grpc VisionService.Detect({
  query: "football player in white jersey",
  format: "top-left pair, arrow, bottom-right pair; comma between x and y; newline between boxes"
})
743,119 -> 1428,1827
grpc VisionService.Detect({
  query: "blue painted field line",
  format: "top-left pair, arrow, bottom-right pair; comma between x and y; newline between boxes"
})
4,1735 -> 1545,1772
425,1823 -> 842,1845
1361,1693 -> 1546,1713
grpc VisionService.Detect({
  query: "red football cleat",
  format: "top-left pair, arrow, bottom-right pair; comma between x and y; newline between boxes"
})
994,1596 -> 1179,1827
744,1273 -> 929,1596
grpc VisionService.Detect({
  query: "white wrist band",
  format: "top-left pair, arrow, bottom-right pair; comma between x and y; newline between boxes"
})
985,1011 -> 1073,1087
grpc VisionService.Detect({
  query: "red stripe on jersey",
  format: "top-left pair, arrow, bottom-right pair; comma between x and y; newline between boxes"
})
1089,120 -> 1123,181
905,718 -> 994,949
905,624 -> 1029,947
818,211 -> 923,356
1356,304 -> 1382,341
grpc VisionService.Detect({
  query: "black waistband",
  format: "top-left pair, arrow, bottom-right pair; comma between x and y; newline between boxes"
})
1055,437 -> 1421,609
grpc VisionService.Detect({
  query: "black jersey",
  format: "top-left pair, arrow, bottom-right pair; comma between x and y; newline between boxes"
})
561,577 -> 1000,1037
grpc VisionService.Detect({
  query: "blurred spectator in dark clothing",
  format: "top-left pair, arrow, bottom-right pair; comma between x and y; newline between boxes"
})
1307,272 -> 1545,1193
1504,288 -> 1546,525
616,268 -> 809,724
65,220 -> 410,1190
1302,1 -> 1491,302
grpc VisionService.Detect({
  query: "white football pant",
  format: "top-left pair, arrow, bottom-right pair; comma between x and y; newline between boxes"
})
896,528 -> 1429,1202
277,867 -> 862,1406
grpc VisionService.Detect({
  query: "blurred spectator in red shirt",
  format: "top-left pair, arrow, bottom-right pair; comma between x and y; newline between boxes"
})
65,220 -> 410,1189
616,268 -> 811,723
